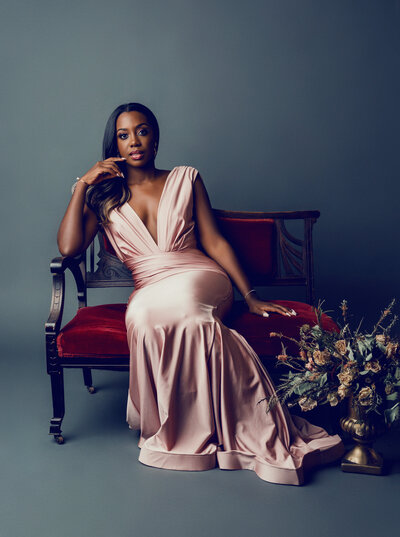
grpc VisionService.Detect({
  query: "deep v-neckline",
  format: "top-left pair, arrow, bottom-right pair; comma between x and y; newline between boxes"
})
125,167 -> 176,248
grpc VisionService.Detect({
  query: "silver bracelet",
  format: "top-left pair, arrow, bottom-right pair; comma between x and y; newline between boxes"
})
244,289 -> 256,299
71,176 -> 88,194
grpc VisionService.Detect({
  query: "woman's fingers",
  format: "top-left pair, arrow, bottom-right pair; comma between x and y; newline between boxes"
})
249,300 -> 297,318
272,304 -> 296,316
101,161 -> 122,173
99,161 -> 124,178
81,158 -> 127,186
260,304 -> 297,317
105,157 -> 127,174
278,307 -> 296,316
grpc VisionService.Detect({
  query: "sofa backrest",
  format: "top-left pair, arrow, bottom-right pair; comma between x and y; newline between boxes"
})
85,209 -> 320,304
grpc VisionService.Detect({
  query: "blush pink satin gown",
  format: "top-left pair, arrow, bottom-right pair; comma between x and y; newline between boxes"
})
103,165 -> 345,485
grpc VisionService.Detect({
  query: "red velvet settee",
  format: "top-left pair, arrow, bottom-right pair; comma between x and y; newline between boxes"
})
46,209 -> 338,444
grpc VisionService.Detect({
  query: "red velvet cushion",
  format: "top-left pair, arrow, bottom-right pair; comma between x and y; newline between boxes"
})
225,299 -> 339,357
56,300 -> 339,360
216,217 -> 276,279
57,304 -> 129,358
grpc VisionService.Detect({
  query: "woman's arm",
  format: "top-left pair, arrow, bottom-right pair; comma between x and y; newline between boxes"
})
57,157 -> 126,257
192,172 -> 296,318
57,181 -> 99,257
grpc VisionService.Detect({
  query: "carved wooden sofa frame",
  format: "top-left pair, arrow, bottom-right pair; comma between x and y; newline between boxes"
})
45,208 -> 326,444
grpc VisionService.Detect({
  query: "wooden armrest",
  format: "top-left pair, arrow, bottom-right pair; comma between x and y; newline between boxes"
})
50,254 -> 84,274
45,254 -> 86,334
50,254 -> 86,298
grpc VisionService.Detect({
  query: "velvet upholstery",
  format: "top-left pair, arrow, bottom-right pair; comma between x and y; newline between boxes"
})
225,299 -> 339,356
216,217 -> 277,278
56,299 -> 339,360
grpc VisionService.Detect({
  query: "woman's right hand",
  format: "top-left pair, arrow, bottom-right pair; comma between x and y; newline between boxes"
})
80,157 -> 127,186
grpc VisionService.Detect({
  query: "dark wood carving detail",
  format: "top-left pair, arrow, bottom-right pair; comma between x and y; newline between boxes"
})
276,219 -> 305,277
46,270 -> 65,374
88,233 -> 132,281
47,273 -> 64,330
46,333 -> 60,374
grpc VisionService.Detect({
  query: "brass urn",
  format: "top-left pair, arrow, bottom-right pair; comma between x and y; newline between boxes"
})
340,395 -> 386,474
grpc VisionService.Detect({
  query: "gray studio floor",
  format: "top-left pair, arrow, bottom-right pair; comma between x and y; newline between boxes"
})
1,341 -> 399,537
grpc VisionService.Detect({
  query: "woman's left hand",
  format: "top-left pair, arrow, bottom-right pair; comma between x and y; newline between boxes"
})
246,296 -> 297,318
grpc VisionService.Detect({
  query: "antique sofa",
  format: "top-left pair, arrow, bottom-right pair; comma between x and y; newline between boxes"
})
45,209 -> 338,444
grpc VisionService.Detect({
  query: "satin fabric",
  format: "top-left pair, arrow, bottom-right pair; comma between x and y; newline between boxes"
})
103,165 -> 345,485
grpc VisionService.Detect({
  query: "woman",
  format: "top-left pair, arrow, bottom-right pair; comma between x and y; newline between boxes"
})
58,102 -> 344,485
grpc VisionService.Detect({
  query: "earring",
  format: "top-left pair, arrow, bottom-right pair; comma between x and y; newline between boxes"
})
154,146 -> 158,157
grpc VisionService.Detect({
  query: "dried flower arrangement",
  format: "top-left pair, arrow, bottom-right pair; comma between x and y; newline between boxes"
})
260,299 -> 400,427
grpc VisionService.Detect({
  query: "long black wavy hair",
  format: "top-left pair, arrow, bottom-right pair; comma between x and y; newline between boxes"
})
86,102 -> 160,226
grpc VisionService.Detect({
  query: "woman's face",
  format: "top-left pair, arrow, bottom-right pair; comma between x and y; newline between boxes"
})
115,111 -> 157,167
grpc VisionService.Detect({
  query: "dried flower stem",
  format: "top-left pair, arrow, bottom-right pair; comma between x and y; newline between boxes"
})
371,299 -> 396,336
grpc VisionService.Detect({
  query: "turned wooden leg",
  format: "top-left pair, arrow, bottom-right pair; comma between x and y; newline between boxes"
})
82,367 -> 95,393
49,370 -> 65,444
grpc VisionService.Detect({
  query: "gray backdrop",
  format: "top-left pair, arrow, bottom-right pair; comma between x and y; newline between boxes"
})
1,0 -> 400,353
1,3 -> 400,536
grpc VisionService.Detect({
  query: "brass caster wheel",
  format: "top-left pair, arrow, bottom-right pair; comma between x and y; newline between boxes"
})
55,435 -> 64,445
88,386 -> 95,394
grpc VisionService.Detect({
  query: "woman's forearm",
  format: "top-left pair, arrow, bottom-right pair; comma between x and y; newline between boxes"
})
205,236 -> 296,318
57,180 -> 89,256
205,237 -> 257,301
57,157 -> 125,256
